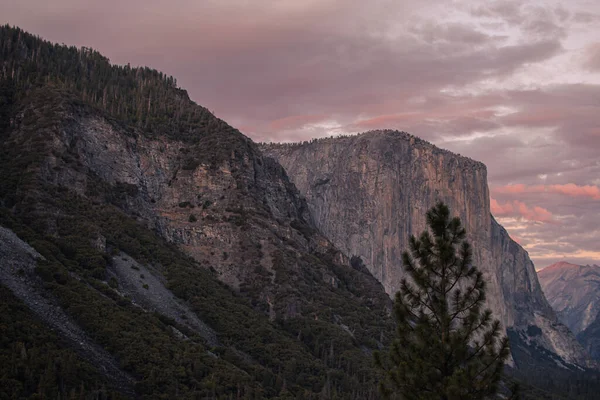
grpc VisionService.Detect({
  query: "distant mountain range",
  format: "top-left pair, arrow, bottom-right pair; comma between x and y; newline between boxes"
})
538,261 -> 600,334
539,261 -> 600,359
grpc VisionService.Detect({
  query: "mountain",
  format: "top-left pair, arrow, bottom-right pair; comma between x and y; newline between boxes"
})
1,24 -> 599,399
0,25 -> 394,399
538,262 -> 600,335
579,310 -> 600,361
260,133 -> 593,377
538,262 -> 600,360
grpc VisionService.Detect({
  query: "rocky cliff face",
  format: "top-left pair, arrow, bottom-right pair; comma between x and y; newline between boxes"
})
0,85 -> 394,397
35,99 -> 312,293
261,130 -> 590,367
538,262 -> 600,334
537,262 -> 600,360
578,311 -> 600,360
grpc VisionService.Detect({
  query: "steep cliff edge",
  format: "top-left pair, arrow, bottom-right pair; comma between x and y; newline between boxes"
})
261,130 -> 589,367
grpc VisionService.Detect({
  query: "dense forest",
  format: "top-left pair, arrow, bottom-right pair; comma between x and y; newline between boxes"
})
0,24 -> 391,399
1,24 -> 600,400
0,285 -> 127,399
0,24 -> 235,143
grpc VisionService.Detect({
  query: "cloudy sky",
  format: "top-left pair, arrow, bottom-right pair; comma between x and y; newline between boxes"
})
2,0 -> 599,268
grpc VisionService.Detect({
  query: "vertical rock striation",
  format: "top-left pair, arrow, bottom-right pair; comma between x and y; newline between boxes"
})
261,130 -> 590,367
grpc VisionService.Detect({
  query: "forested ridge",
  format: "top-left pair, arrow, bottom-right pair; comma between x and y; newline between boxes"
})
0,24 -> 231,142
0,24 -> 392,399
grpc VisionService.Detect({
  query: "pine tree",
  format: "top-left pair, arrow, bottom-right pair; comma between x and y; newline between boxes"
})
375,202 -> 512,400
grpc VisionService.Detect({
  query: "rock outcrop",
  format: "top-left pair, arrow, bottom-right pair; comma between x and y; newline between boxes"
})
537,262 -> 600,360
578,312 -> 600,360
261,130 -> 590,367
0,83 -> 393,397
538,262 -> 600,334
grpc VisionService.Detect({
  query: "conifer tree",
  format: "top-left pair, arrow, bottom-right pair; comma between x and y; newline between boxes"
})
376,202 -> 512,400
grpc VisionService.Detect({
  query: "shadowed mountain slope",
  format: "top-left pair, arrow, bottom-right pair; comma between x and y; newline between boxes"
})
0,25 -> 394,399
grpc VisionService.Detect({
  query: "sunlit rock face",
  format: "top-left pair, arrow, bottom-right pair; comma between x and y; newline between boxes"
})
538,262 -> 600,334
261,130 -> 591,367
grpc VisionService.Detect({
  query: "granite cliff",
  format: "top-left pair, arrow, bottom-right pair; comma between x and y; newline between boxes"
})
538,262 -> 600,335
538,262 -> 600,360
261,131 -> 590,368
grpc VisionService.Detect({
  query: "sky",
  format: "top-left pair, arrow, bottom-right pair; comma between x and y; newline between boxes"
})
2,0 -> 599,269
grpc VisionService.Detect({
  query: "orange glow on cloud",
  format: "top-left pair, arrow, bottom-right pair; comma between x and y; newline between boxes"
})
490,198 -> 514,214
493,183 -> 600,200
490,198 -> 554,223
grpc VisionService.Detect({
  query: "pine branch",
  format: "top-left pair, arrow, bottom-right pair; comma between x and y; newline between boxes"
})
463,320 -> 502,365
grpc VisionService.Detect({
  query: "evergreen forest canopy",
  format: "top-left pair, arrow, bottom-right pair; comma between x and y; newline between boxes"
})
0,24 -> 233,142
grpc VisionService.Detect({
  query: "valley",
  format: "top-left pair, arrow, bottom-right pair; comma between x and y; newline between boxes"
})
0,24 -> 599,399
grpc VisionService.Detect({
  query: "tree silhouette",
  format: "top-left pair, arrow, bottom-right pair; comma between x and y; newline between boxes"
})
376,202 -> 512,400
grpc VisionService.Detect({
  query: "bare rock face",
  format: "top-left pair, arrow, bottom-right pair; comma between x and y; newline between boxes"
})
538,262 -> 600,360
36,111 -> 311,291
1,88 -> 396,397
8,91 -> 392,349
261,130 -> 590,367
538,262 -> 600,334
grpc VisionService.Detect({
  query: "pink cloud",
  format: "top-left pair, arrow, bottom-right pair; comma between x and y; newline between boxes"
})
584,42 -> 600,71
351,107 -> 499,134
546,183 -> 600,199
269,114 -> 329,131
501,108 -> 567,127
490,197 -> 514,214
492,184 -> 528,195
491,198 -> 554,223
516,201 -> 554,223
352,113 -> 422,130
493,183 -> 600,200
510,235 -> 525,245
